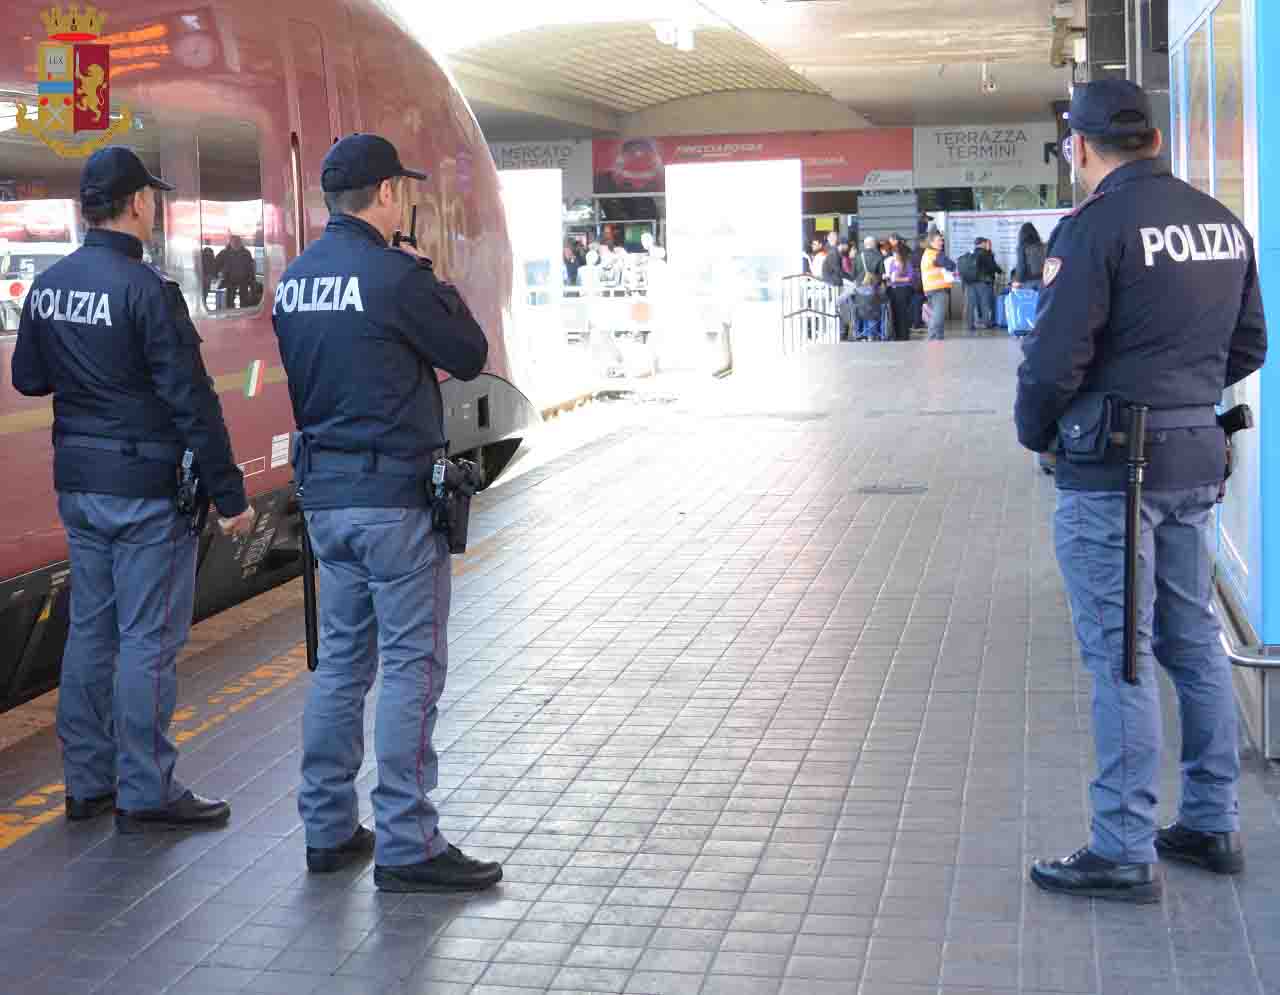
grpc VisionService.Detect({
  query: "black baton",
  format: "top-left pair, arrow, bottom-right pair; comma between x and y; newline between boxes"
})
298,502 -> 319,673
1123,405 -> 1149,686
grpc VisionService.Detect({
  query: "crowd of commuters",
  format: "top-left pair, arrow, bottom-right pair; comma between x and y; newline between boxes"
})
804,221 -> 1054,342
811,231 -> 948,341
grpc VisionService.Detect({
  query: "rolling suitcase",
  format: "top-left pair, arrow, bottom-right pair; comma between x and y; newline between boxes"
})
1005,288 -> 1039,335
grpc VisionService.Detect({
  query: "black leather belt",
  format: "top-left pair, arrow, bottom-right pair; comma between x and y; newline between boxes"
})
1109,405 -> 1218,446
57,434 -> 184,462
305,448 -> 428,476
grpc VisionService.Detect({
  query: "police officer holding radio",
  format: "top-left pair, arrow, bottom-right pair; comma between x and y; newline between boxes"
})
1016,81 -> 1267,902
272,134 -> 500,891
11,147 -> 256,834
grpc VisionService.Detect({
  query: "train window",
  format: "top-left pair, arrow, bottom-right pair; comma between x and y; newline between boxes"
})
0,91 -> 172,334
197,120 -> 265,315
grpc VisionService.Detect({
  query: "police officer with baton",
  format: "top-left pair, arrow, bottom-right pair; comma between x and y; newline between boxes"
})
1015,80 -> 1267,903
273,134 -> 500,891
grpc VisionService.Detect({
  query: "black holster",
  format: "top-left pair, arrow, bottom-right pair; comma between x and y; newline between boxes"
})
176,450 -> 210,534
431,457 -> 484,554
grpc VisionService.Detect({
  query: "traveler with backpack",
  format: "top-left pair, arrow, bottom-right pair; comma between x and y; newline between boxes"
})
958,237 -> 1003,332
1012,222 -> 1047,290
1006,223 -> 1049,334
854,273 -> 886,341
853,236 -> 886,283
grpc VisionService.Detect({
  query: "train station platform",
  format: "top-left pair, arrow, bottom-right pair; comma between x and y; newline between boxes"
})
1,339 -> 1279,995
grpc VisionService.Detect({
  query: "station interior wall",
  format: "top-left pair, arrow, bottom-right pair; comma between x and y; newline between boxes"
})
621,91 -> 871,137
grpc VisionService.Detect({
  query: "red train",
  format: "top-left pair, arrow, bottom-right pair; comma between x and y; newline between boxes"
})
0,0 -> 537,711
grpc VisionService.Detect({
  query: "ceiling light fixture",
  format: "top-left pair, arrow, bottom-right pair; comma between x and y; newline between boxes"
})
653,20 -> 696,52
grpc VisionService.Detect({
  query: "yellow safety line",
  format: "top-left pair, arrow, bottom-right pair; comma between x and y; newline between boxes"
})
0,649 -> 309,850
0,530 -> 504,849
0,365 -> 288,438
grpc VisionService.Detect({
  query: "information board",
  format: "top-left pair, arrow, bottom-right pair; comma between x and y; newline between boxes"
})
944,208 -> 1069,277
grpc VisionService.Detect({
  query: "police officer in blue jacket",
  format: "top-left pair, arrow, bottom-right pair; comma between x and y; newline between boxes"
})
1016,81 -> 1267,902
11,147 -> 257,833
273,134 -> 501,891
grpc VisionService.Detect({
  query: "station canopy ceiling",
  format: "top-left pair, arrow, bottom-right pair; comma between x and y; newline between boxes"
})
407,0 -> 1073,139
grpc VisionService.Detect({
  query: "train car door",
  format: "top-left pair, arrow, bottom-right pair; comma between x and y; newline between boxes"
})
288,21 -> 337,248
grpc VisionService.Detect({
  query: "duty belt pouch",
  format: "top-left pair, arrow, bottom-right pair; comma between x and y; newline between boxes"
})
431,458 -> 483,554
1057,393 -> 1113,464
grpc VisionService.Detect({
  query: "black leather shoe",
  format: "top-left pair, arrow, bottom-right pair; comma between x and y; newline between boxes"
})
1030,847 -> 1162,904
66,792 -> 116,821
1156,822 -> 1244,875
115,790 -> 231,834
374,845 -> 503,893
307,826 -> 375,873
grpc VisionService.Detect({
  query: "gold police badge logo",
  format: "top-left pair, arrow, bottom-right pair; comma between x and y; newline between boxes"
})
16,4 -> 134,158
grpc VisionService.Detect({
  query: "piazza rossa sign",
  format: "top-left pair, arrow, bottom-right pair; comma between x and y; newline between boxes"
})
913,122 -> 1059,189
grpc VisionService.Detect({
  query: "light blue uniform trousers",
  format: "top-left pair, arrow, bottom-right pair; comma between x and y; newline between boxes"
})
299,507 -> 450,867
56,493 -> 196,811
1055,484 -> 1240,864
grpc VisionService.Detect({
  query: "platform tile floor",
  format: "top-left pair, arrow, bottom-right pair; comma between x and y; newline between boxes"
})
0,339 -> 1278,995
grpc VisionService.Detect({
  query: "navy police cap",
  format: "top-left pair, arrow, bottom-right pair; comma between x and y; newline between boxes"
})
80,146 -> 174,210
1068,79 -> 1154,138
322,134 -> 428,193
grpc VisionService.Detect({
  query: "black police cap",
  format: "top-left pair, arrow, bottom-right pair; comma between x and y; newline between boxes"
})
1068,79 -> 1154,138
321,134 -> 428,193
80,146 -> 174,210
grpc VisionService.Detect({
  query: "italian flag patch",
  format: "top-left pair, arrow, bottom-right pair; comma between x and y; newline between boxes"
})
244,360 -> 264,398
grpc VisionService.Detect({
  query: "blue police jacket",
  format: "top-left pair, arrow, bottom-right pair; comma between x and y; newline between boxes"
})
11,228 -> 248,516
1015,159 -> 1267,490
272,214 -> 489,509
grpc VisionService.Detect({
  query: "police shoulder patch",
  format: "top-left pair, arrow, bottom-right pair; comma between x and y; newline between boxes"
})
1042,258 -> 1062,287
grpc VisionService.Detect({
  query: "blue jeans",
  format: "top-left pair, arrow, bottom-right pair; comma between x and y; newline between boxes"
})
300,507 -> 451,866
966,282 -> 995,330
1054,485 -> 1239,864
56,493 -> 197,810
856,318 -> 883,341
926,290 -> 949,340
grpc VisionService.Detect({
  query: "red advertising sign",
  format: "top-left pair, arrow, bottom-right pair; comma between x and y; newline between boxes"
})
592,129 -> 914,194
72,44 -> 111,131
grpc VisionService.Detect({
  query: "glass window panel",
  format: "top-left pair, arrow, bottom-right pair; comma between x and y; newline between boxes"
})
1186,22 -> 1212,196
198,120 -> 264,314
1170,44 -> 1186,178
1213,0 -> 1245,217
